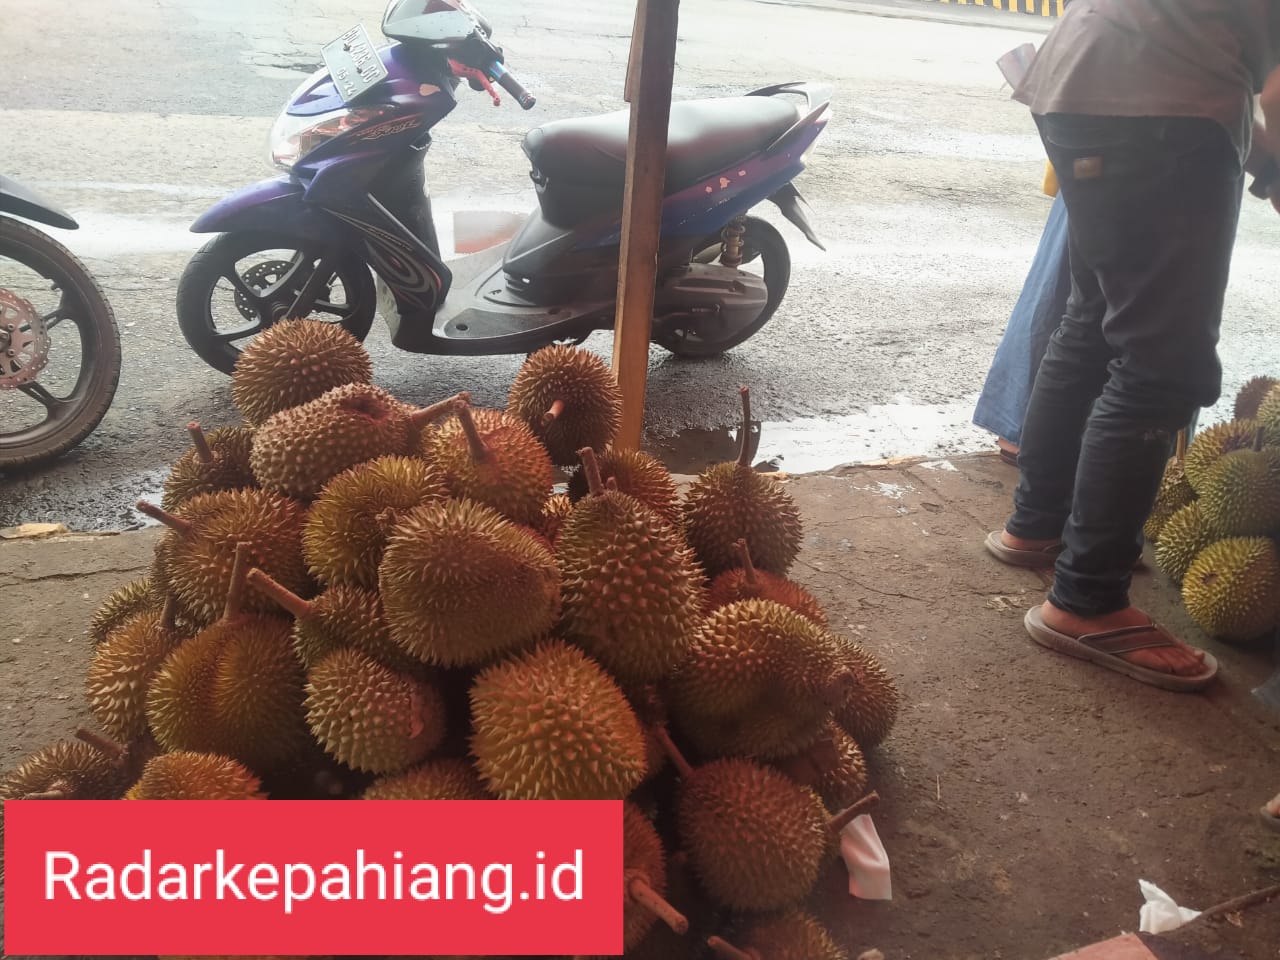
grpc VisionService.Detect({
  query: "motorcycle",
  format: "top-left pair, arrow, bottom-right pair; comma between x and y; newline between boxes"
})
175,0 -> 831,375
0,176 -> 121,469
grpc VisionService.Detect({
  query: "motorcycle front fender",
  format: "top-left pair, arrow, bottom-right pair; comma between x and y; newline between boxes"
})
0,173 -> 78,230
189,176 -> 336,239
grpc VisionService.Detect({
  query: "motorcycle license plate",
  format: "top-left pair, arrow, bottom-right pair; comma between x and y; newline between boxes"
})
323,23 -> 388,104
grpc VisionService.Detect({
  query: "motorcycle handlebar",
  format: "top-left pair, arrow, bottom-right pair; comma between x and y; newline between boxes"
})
490,61 -> 536,110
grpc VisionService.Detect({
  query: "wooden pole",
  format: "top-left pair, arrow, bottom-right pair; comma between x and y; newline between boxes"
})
611,0 -> 680,451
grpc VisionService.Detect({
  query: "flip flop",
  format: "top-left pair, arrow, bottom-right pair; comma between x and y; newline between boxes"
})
984,530 -> 1063,568
1023,606 -> 1218,692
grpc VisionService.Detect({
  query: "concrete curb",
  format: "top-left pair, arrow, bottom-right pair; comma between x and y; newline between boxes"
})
759,0 -> 1057,32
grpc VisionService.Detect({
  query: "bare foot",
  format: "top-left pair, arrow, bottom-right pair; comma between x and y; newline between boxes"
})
1040,601 -> 1207,676
1000,530 -> 1060,551
1266,792 -> 1280,818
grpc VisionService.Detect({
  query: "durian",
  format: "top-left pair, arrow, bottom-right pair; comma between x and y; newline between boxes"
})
302,455 -> 450,588
536,493 -> 574,546
137,489 -> 312,628
125,751 -> 266,799
1153,502 -> 1220,586
708,909 -> 849,960
162,422 -> 256,510
362,758 -> 488,800
621,801 -> 688,949
1235,376 -> 1280,421
86,600 -> 186,742
566,447 -> 681,527
1144,429 -> 1195,543
769,720 -> 868,811
0,739 -> 130,800
88,577 -> 163,646
423,399 -> 555,526
231,317 -> 373,426
1185,419 -> 1264,492
1196,427 -> 1280,537
468,638 -> 648,799
682,386 -> 803,577
555,449 -> 708,683
668,599 -> 854,760
507,343 -> 623,466
831,634 -> 899,751
706,538 -> 827,625
1260,385 -> 1280,446
378,498 -> 560,667
1182,536 -> 1280,643
304,647 -> 446,774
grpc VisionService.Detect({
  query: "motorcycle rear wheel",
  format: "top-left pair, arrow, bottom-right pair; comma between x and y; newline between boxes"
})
0,217 -> 121,470
176,230 -> 376,375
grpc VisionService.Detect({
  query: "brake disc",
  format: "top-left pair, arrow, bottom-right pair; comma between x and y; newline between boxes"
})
0,288 -> 50,390
233,259 -> 296,321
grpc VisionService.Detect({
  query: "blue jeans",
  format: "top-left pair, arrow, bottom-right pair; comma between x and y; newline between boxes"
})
973,191 -> 1072,446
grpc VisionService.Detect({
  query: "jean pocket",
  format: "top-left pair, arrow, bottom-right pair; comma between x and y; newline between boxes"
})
1037,115 -> 1136,153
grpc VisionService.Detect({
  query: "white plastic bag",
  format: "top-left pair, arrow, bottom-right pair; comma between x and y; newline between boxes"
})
1137,880 -> 1201,933
840,815 -> 892,900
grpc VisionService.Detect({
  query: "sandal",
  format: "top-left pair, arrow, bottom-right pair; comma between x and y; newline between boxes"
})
984,530 -> 1063,568
1261,794 -> 1280,833
1023,606 -> 1218,692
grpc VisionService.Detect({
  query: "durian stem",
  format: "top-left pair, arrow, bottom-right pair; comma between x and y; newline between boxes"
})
541,399 -> 565,427
223,542 -> 253,620
627,873 -> 689,934
578,447 -> 604,496
454,401 -> 490,463
187,421 -> 215,463
407,391 -> 471,430
1174,428 -> 1188,464
246,567 -> 313,619
652,725 -> 694,780
733,538 -> 759,587
135,500 -> 193,536
827,790 -> 881,835
707,936 -> 757,960
735,385 -> 752,468
75,727 -> 126,761
23,785 -> 70,800
160,595 -> 178,632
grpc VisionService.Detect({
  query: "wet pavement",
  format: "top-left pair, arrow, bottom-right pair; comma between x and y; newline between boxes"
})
4,0 -> 1280,529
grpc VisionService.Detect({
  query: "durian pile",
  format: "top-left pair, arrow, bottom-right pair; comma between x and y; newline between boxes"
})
1144,375 -> 1280,644
1,319 -> 902,960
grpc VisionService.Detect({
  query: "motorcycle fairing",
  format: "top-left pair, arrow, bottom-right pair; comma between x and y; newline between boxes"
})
0,174 -> 78,231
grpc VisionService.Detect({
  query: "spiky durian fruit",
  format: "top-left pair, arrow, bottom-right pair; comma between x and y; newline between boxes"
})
1261,386 -> 1280,446
304,648 -> 446,775
146,545 -> 311,773
622,801 -> 687,950
507,343 -> 623,466
711,909 -> 849,960
362,758 -> 489,800
86,603 -> 187,742
302,455 -> 450,588
536,493 -> 574,546
1144,430 -> 1194,543
469,639 -> 649,799
1196,428 -> 1280,537
566,447 -> 681,527
162,422 -> 257,510
1185,419 -> 1264,492
769,720 -> 868,812
138,489 -> 311,629
1236,376 -> 1280,421
88,576 -> 163,646
0,739 -> 130,799
1182,537 -> 1280,643
677,757 -> 832,911
378,498 -> 561,667
668,599 -> 854,760
1153,503 -> 1221,586
832,635 -> 899,751
706,538 -> 827,625
556,449 -> 707,684
422,399 -> 556,526
245,568 -> 417,673
125,751 -> 266,799
682,387 -> 803,577
230,317 -> 373,426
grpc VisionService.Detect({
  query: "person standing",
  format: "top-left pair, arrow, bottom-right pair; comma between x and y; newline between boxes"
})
984,0 -> 1280,691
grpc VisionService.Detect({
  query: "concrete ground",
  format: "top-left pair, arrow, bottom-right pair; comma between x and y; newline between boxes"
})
4,452 -> 1278,959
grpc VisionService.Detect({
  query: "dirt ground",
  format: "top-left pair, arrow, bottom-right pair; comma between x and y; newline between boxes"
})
2,452 -> 1279,959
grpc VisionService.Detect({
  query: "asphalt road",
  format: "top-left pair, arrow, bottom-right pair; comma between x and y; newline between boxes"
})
3,0 -> 1279,530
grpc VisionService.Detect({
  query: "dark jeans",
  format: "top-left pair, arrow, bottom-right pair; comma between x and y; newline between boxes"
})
1006,113 -> 1244,618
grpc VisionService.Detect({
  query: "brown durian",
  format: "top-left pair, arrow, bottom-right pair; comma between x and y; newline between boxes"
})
536,493 -> 574,546
706,538 -> 827,625
1144,429 -> 1194,543
125,751 -> 266,800
362,758 -> 489,800
162,422 -> 257,510
88,576 -> 164,646
708,909 -> 849,960
1185,418 -> 1265,492
1153,502 -> 1221,586
769,720 -> 869,812
1235,376 -> 1280,421
0,739 -> 131,800
565,446 -> 681,527
621,801 -> 688,949
507,343 -> 623,465
86,600 -> 187,742
831,634 -> 899,751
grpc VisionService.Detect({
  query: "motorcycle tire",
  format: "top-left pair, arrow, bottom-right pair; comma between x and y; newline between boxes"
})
176,230 -> 377,375
654,215 -> 791,358
0,217 -> 121,470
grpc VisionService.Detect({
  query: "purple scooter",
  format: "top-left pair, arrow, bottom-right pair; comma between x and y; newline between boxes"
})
175,0 -> 831,374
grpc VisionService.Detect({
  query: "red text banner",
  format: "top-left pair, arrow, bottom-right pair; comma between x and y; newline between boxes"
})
3,799 -> 624,956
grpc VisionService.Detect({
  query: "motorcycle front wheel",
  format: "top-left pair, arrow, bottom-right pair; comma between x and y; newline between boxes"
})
0,217 -> 121,470
176,230 -> 377,375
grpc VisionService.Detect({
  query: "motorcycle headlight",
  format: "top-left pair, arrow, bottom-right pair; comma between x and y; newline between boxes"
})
268,105 -> 398,170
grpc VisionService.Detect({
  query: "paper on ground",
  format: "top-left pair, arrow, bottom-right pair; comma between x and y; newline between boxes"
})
840,815 -> 891,900
1138,880 -> 1201,933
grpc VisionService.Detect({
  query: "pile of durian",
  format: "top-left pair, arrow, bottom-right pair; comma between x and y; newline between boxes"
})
0,319 -> 901,960
1145,375 -> 1280,645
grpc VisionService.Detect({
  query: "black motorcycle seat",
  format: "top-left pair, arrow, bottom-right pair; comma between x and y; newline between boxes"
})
522,96 -> 799,193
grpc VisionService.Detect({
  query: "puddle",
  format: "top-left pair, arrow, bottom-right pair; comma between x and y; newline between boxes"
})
649,397 -> 991,475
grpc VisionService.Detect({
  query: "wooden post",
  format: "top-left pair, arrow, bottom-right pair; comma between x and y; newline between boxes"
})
611,0 -> 680,451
